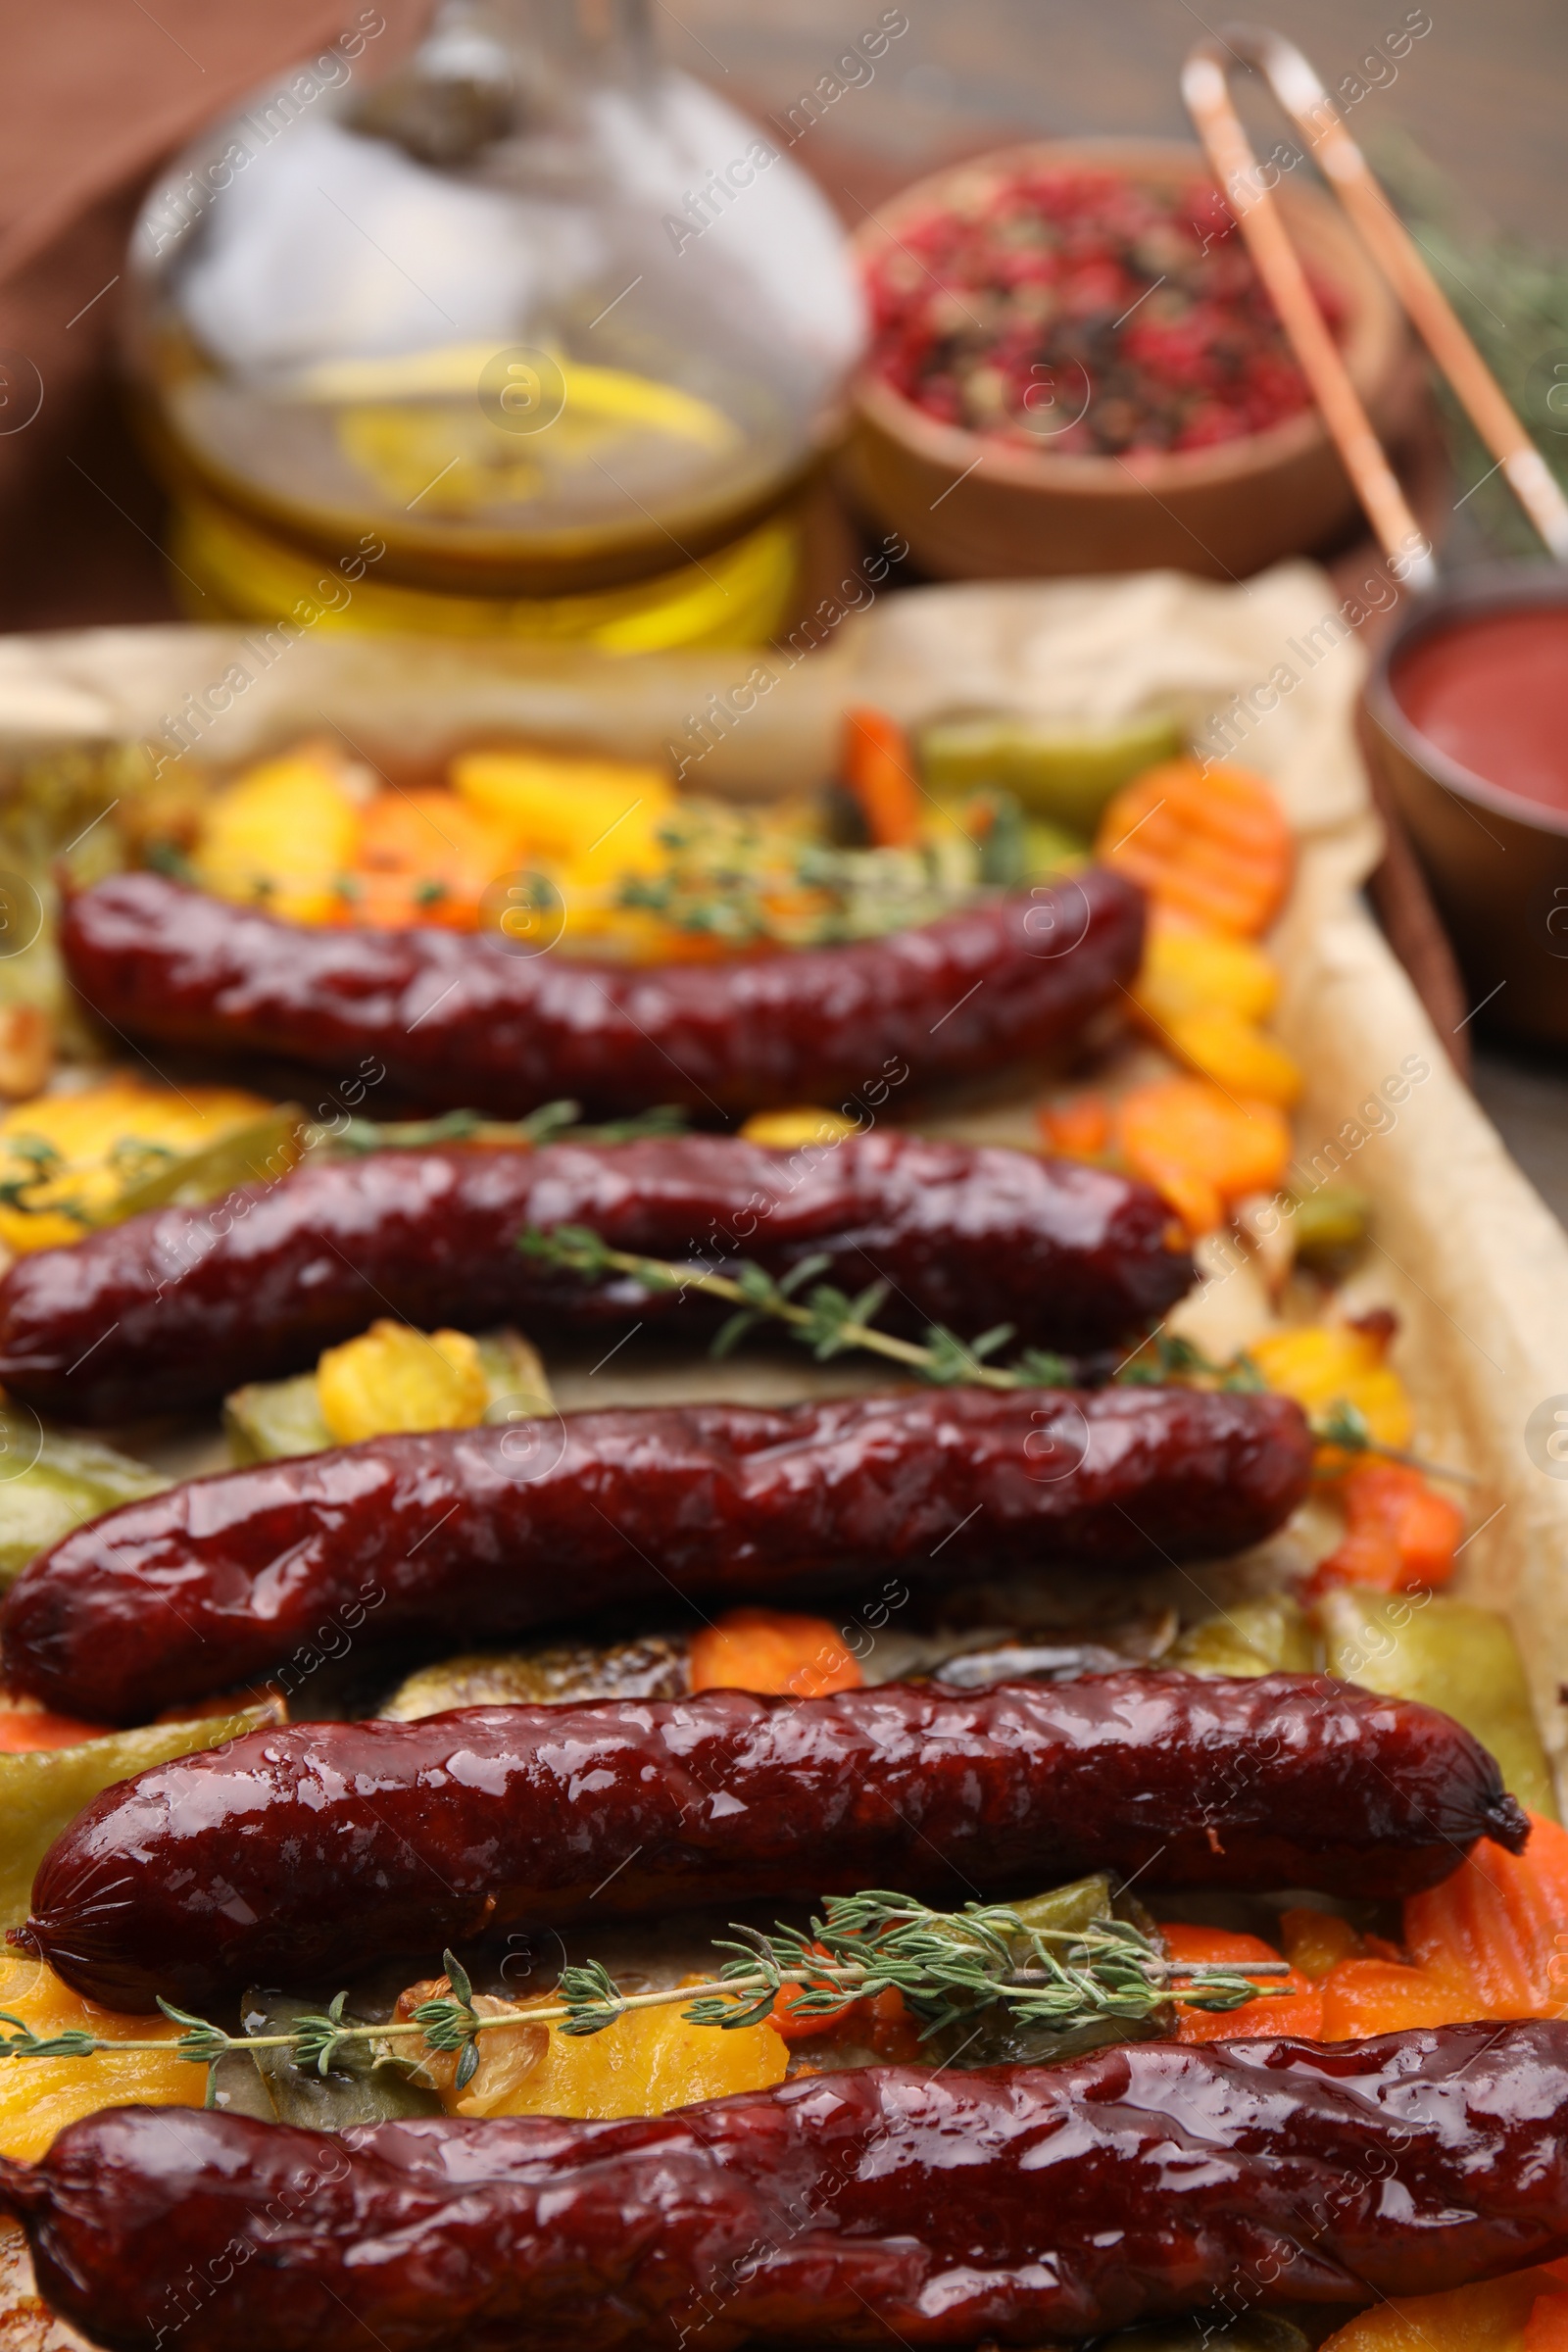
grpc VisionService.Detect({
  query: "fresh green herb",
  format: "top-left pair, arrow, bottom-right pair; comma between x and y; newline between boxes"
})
973,790 -> 1029,888
615,805 -> 979,949
328,1102 -> 689,1155
1374,129 -> 1568,562
0,1134 -> 91,1225
1117,1332 -> 1260,1390
106,1136 -> 178,1186
1316,1398 -> 1480,1488
669,1890 -> 1283,2042
1117,1336 -> 1475,1486
0,1892 -> 1287,2091
519,1224 -> 1043,1391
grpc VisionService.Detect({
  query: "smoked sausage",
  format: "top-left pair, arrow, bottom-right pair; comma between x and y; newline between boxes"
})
23,1672 -> 1527,2011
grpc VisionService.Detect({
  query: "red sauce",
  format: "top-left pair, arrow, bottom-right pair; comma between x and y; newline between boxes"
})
1392,605 -> 1568,813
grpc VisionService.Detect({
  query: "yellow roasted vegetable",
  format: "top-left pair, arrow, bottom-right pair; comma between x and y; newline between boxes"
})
228,1326 -> 554,1460
0,1955 -> 204,2159
317,1320 -> 490,1444
452,750 -> 675,884
419,1988 -> 788,2121
1163,1007 -> 1302,1106
1132,921 -> 1279,1028
1130,921 -> 1300,1105
192,744 -> 364,921
1319,2266 -> 1565,2352
1250,1321 -> 1414,1452
0,1077 -> 278,1252
739,1107 -> 858,1150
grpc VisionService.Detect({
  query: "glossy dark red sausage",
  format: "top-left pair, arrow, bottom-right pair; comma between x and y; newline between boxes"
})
9,2022 -> 1568,2350
0,1131 -> 1194,1423
2,1388 -> 1311,1723
24,1674 -> 1527,2011
61,866 -> 1145,1120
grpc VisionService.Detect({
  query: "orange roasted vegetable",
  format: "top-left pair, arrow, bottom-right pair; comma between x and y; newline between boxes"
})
842,708 -> 922,848
1161,1922 -> 1323,2042
1163,1007 -> 1302,1106
770,1953 -> 921,2058
343,790 -> 521,929
1115,1075 -> 1292,1237
1311,1811 -> 1568,2039
1320,2263 -> 1568,2352
1308,1461 -> 1465,1598
1526,2290 -> 1568,2352
770,1943 -> 860,2038
1037,1093 -> 1111,1159
687,1608 -> 864,1700
1096,758 -> 1292,936
1317,1955 -> 1473,2040
0,1703 -> 112,1754
1404,1808 -> 1568,2020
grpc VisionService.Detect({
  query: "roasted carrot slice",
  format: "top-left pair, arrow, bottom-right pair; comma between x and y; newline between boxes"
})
1321,2266 -> 1567,2352
769,1947 -> 860,2038
1308,1461 -> 1465,1598
1096,759 -> 1293,937
1037,1093 -> 1111,1158
1161,1922 -> 1323,2042
1403,1809 -> 1568,2019
842,708 -> 922,848
687,1607 -> 864,1700
1316,1955 -> 1474,2040
770,1963 -> 919,2054
1116,1076 -> 1292,1237
1526,2294 -> 1568,2352
0,1705 -> 113,1753
343,790 -> 521,929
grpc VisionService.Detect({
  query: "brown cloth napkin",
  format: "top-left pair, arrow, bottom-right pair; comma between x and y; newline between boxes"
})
0,0 -> 424,630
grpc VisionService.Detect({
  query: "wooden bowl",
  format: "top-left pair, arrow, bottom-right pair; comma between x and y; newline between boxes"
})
842,138 -> 1407,581
1361,564 -> 1568,1049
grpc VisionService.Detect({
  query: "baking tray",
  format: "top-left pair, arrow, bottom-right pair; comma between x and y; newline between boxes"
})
1,565 -> 1566,1772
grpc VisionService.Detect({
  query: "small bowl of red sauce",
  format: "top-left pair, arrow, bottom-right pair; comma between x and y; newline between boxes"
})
841,138 -> 1406,579
1364,568 -> 1568,1045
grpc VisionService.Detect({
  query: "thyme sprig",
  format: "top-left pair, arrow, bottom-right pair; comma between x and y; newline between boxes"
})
676,1892 -> 1285,2041
0,1893 -> 1287,2092
518,1223 -> 1071,1392
327,1102 -> 689,1156
515,1229 -> 1476,1489
1118,1332 -> 1264,1392
1315,1400 -> 1480,1490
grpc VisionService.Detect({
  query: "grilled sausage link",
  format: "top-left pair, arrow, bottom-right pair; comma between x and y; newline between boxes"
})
0,1130 -> 1194,1423
24,1673 -> 1527,2011
2,1388 -> 1311,1722
61,865 -> 1144,1119
7,2022 -> 1568,2350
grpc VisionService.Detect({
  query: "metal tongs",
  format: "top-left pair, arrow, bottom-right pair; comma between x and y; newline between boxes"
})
1181,26 -> 1568,580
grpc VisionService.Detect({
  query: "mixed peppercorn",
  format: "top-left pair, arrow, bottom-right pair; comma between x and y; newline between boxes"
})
865,167 -> 1346,456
